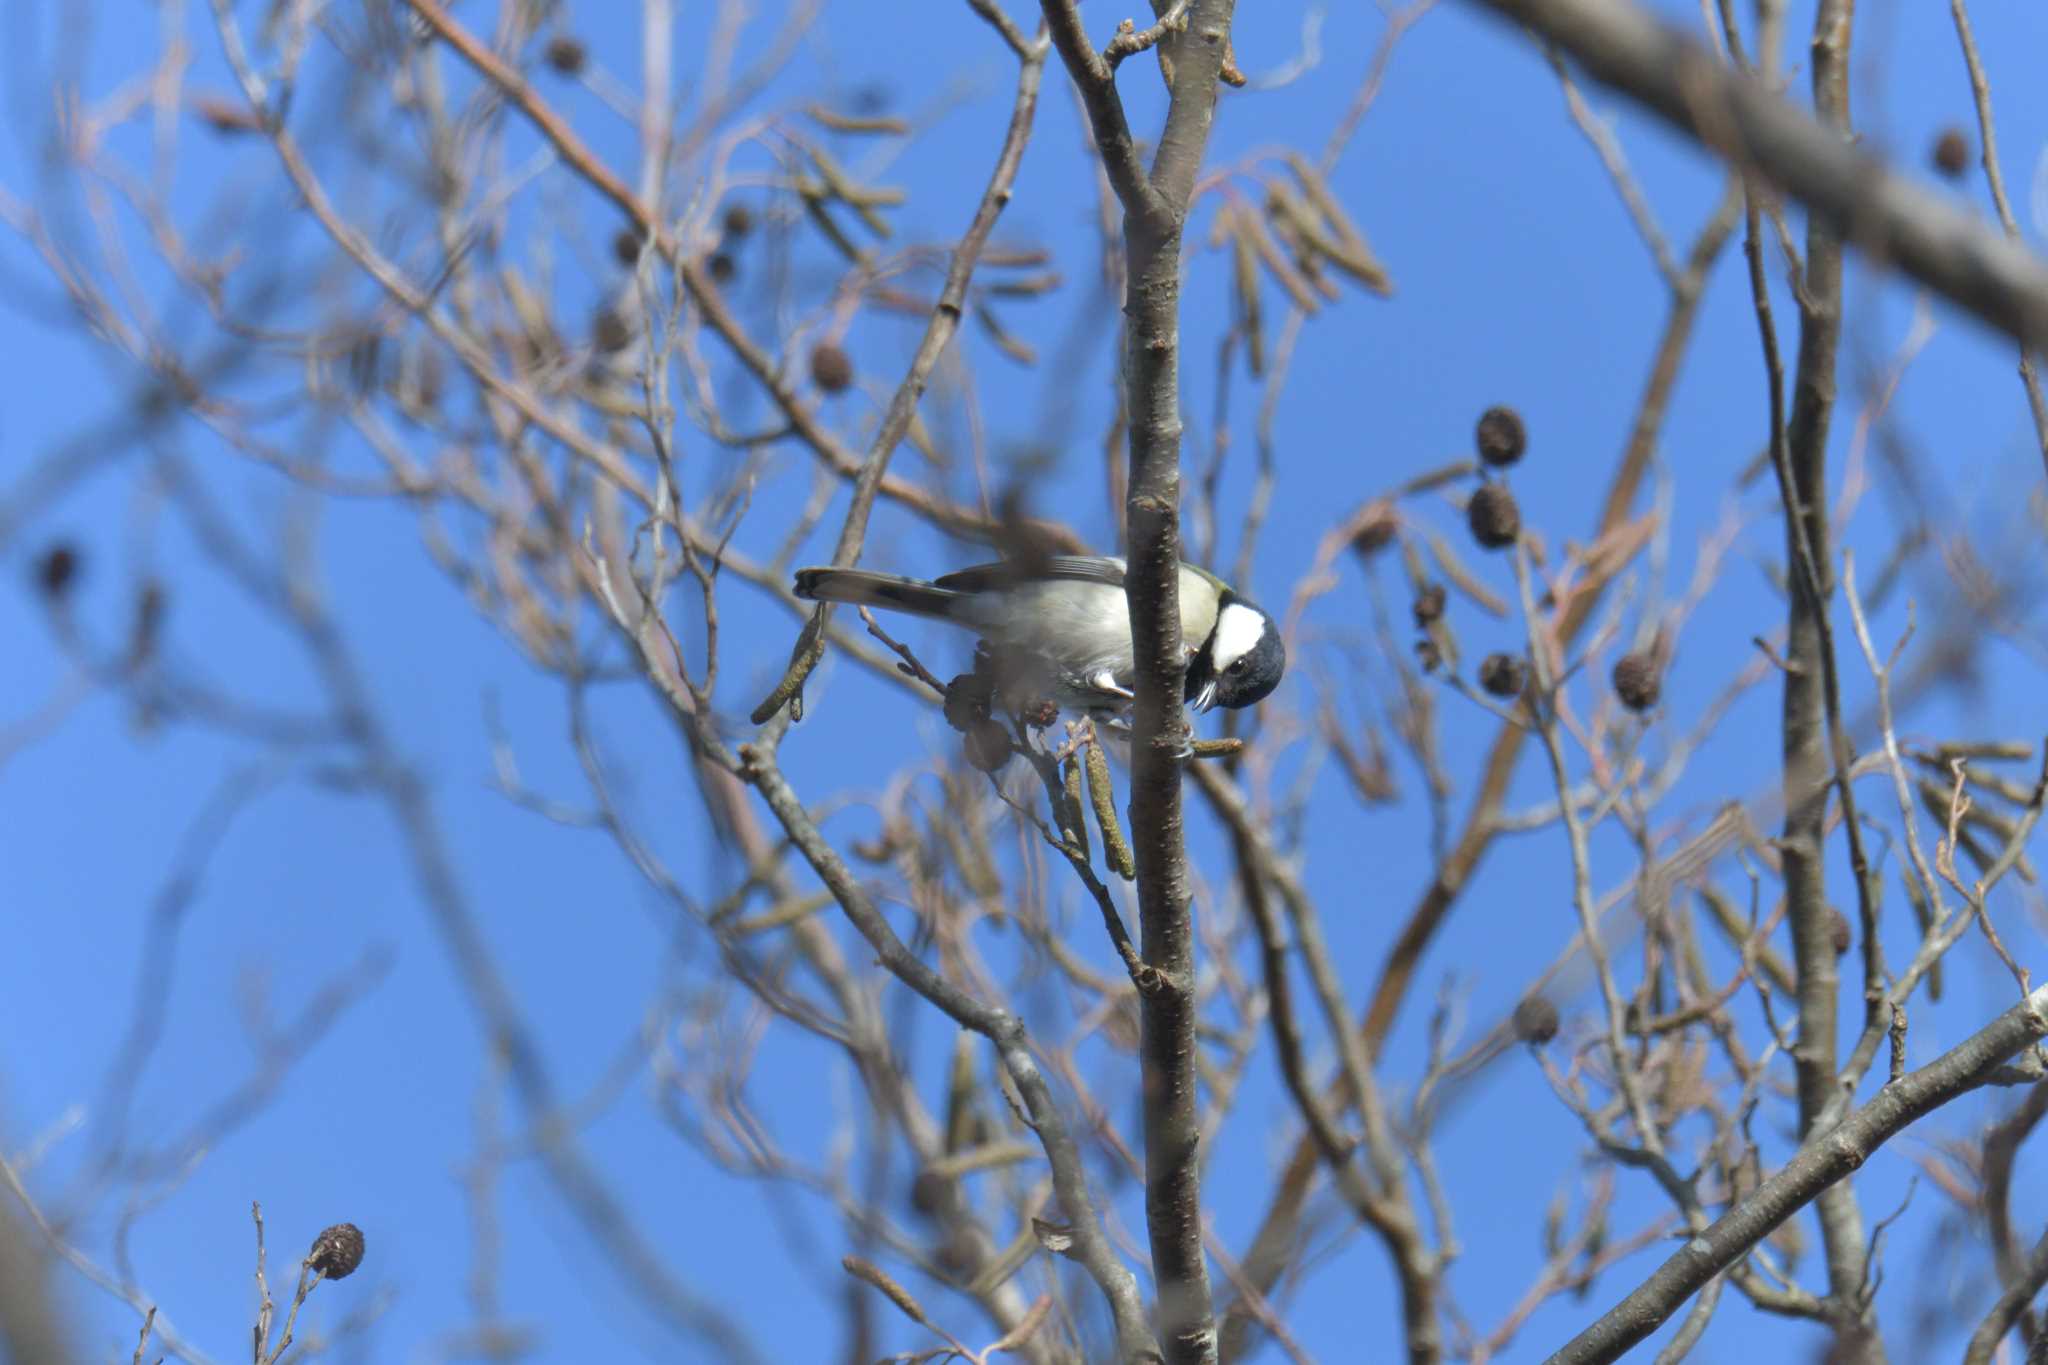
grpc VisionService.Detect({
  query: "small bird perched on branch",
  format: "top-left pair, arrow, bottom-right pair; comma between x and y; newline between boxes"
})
793,555 -> 1286,718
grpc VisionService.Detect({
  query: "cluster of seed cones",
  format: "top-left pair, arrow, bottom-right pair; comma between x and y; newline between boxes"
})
1378,405 -> 1662,714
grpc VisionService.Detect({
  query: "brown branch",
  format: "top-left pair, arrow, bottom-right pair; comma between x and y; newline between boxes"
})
1196,763 -> 1441,1364
1948,0 -> 2048,478
1041,2 -> 1238,1359
752,15 -> 1051,719
1980,1083 -> 2048,1350
1747,0 -> 1876,1336
1039,1 -> 1167,226
0,1181 -> 73,1365
1966,1224 -> 2048,1365
1466,0 -> 2048,351
396,0 -> 1040,565
1105,1 -> 1193,71
736,732 -> 1157,1360
1549,983 -> 2048,1364
1223,184 -> 1742,1363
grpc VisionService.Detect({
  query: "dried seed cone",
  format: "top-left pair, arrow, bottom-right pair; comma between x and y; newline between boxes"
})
1478,652 -> 1527,699
963,718 -> 1013,772
307,1223 -> 365,1280
1411,582 -> 1447,626
942,673 -> 993,733
1350,502 -> 1398,558
810,342 -> 854,394
910,1170 -> 946,1215
35,544 -> 78,601
723,203 -> 754,239
1513,996 -> 1560,1044
1931,127 -> 1970,179
1611,652 -> 1661,712
1830,907 -> 1852,957
543,36 -> 586,75
592,308 -> 632,354
1466,483 -> 1520,550
1476,405 -> 1527,468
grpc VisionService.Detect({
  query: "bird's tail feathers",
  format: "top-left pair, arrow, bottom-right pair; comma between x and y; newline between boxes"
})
792,568 -> 962,619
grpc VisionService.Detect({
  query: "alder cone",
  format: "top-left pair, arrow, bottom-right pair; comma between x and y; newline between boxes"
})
1931,126 -> 1970,179
1412,581 -> 1447,626
36,544 -> 79,600
1476,405 -> 1527,467
964,718 -> 1013,772
1351,503 -> 1398,557
307,1223 -> 365,1280
1467,484 -> 1520,550
592,308 -> 632,354
543,36 -> 586,75
1478,652 -> 1527,699
943,673 -> 992,733
1612,652 -> 1661,712
811,342 -> 854,394
1513,996 -> 1560,1044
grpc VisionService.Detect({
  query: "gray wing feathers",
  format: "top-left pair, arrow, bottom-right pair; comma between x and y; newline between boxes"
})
922,557 -> 1216,640
933,556 -> 1127,593
792,568 -> 963,620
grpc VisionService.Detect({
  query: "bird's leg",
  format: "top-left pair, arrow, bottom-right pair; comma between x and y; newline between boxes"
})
1083,669 -> 1136,701
1092,704 -> 1193,760
1093,709 -> 1133,738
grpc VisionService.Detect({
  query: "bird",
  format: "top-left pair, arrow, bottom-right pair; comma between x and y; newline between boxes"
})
792,555 -> 1286,717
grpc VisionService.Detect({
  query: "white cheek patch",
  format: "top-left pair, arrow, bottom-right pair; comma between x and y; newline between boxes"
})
1212,602 -> 1269,672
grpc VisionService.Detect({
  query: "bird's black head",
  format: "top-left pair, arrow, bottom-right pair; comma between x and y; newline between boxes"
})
1189,599 -> 1286,712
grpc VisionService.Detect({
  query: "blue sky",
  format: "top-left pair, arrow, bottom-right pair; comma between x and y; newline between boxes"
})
6,1 -> 2048,1362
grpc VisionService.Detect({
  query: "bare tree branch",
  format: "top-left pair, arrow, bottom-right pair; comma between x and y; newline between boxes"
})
1550,984 -> 2048,1364
1041,1 -> 1241,1359
1468,0 -> 2048,350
